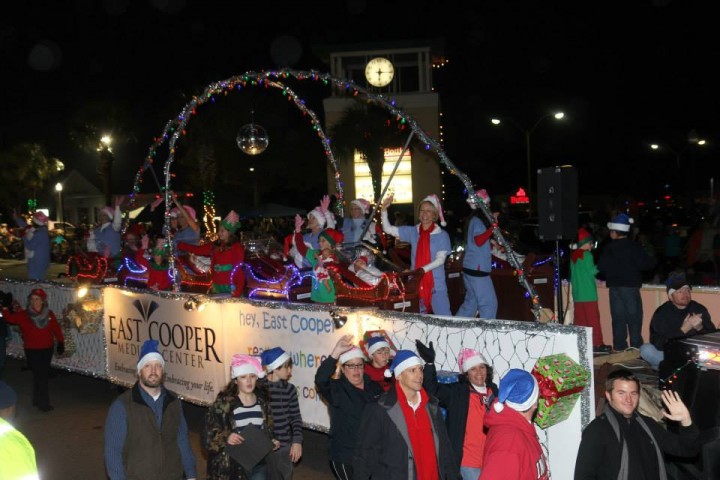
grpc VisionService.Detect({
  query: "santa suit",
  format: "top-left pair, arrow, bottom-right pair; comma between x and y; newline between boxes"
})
178,241 -> 245,296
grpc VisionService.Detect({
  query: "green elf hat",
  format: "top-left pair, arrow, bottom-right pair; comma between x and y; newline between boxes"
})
151,238 -> 170,256
319,228 -> 344,247
221,210 -> 242,234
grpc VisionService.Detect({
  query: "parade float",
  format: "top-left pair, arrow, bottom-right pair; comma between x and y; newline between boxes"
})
11,69 -> 591,479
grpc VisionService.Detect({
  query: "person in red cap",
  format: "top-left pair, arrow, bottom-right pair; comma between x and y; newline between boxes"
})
178,210 -> 245,296
570,228 -> 611,353
293,214 -> 343,304
2,288 -> 64,412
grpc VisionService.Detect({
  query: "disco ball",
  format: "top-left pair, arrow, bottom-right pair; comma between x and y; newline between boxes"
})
236,123 -> 269,155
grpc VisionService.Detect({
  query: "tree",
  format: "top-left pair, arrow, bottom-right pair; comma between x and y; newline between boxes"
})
68,100 -> 137,206
0,143 -> 60,210
329,103 -> 409,201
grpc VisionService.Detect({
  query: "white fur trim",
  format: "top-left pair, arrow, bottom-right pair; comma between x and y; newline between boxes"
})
607,222 -> 631,232
494,402 -> 504,413
232,363 -> 266,379
391,356 -> 424,378
367,339 -> 390,356
266,351 -> 291,372
338,347 -> 364,365
137,352 -> 164,372
461,353 -> 489,373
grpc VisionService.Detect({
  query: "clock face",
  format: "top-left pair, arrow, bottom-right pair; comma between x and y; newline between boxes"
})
365,57 -> 394,87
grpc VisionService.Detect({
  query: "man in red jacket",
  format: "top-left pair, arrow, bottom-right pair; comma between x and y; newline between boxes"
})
481,369 -> 549,480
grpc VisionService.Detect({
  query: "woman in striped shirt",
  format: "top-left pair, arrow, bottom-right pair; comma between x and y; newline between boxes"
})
204,354 -> 279,480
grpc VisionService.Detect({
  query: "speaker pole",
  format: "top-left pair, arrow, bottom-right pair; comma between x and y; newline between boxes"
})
555,239 -> 564,323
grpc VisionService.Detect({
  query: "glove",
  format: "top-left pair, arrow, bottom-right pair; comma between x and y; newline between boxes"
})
415,339 -> 435,364
56,342 -> 65,355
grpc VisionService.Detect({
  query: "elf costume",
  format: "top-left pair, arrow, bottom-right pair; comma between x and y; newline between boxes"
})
569,227 -> 603,347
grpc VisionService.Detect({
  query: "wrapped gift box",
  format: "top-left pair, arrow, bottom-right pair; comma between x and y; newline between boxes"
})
532,353 -> 590,429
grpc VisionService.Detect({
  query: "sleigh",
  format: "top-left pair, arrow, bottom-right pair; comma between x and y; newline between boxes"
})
66,252 -> 115,284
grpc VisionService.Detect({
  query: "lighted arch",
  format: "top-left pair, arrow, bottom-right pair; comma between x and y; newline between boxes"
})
129,68 -> 542,318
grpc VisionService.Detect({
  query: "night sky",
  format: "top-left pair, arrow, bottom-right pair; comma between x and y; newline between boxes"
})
3,0 -> 719,211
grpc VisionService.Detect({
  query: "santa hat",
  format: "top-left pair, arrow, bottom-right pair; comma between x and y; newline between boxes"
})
466,189 -> 490,209
231,354 -> 265,379
319,228 -> 344,247
260,347 -> 291,372
351,198 -> 371,215
366,336 -> 391,356
32,211 -> 49,226
137,339 -> 165,372
171,205 -> 197,221
308,208 -> 327,228
421,194 -> 446,227
384,349 -> 423,378
100,206 -> 115,220
576,227 -> 593,248
151,238 -> 170,257
458,348 -> 489,373
493,369 -> 539,413
607,213 -> 633,233
221,210 -> 241,234
338,347 -> 365,365
28,288 -> 47,301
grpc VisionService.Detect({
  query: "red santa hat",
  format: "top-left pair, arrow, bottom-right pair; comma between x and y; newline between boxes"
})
351,198 -> 371,215
32,211 -> 49,226
319,228 -> 344,247
421,194 -> 446,227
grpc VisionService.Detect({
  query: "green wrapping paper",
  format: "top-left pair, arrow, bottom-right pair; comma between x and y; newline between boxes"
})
532,352 -> 590,429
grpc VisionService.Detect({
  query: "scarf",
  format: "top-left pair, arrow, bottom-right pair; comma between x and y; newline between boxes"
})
28,304 -> 50,329
416,225 -> 435,313
396,383 -> 439,480
571,248 -> 586,264
603,403 -> 667,480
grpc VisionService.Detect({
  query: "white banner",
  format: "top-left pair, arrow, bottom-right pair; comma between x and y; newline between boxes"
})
103,287 -> 227,405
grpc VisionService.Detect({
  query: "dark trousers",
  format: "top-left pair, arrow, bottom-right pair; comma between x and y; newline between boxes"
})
609,287 -> 644,350
266,445 -> 293,479
330,461 -> 353,480
0,332 -> 6,379
25,347 -> 54,408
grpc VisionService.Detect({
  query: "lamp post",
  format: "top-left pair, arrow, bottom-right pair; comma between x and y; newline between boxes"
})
491,112 -> 564,205
97,135 -> 113,206
55,182 -> 63,224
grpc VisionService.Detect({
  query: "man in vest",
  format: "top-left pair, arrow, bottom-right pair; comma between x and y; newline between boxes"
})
104,339 -> 197,480
0,380 -> 39,479
574,369 -> 699,479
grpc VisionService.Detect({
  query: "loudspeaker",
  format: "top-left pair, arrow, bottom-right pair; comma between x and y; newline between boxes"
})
537,166 -> 578,240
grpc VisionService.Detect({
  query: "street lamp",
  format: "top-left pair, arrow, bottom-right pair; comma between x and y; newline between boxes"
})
491,112 -> 564,204
55,182 -> 63,224
649,132 -> 707,195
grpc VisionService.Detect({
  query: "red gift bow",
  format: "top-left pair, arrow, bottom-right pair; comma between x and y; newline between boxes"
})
532,369 -> 586,403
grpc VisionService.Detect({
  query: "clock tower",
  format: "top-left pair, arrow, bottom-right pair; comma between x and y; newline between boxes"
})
317,40 -> 446,215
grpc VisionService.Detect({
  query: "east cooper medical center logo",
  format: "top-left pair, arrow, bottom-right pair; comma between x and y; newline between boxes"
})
108,297 -> 221,368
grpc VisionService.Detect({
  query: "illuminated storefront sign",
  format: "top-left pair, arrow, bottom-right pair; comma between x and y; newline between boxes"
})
354,147 -> 413,204
511,187 -> 530,204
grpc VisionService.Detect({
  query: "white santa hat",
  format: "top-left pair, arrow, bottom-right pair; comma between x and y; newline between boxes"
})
308,208 -> 327,228
338,347 -> 365,365
351,198 -> 371,215
421,194 -> 446,227
100,206 -> 115,220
